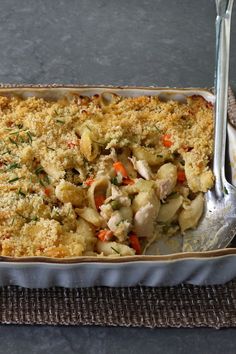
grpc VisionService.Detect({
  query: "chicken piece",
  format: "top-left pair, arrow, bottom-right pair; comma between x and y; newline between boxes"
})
132,186 -> 160,238
129,157 -> 152,180
107,210 -> 132,241
107,211 -> 122,232
134,203 -> 157,238
155,163 -> 177,200
100,203 -> 113,221
105,185 -> 131,208
156,179 -> 174,201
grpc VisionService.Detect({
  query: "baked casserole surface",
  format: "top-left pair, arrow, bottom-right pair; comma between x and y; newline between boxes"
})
0,93 -> 213,257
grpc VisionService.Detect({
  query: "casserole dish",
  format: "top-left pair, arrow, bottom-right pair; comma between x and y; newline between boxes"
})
0,84 -> 235,288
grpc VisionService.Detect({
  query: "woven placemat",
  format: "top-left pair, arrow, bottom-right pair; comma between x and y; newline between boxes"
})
0,282 -> 236,328
0,87 -> 236,328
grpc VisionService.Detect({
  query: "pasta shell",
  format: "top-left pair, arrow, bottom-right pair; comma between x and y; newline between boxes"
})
156,163 -> 177,199
157,195 -> 183,223
100,92 -> 119,107
119,206 -> 133,223
55,180 -> 85,207
88,176 -> 111,210
76,207 -> 104,227
80,128 -> 100,162
132,146 -> 167,166
132,190 -> 160,215
96,240 -> 135,256
178,193 -> 204,232
133,190 -> 160,238
76,218 -> 96,251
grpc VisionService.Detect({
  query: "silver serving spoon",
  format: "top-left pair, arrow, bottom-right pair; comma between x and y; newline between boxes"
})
183,0 -> 236,251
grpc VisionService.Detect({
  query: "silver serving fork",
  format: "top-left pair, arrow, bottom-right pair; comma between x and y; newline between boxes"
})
183,0 -> 236,251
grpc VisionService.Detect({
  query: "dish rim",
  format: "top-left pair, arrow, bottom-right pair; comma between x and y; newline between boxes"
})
0,83 -> 234,264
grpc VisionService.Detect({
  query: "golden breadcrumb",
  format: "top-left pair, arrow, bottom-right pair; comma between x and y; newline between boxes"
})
0,93 -> 214,258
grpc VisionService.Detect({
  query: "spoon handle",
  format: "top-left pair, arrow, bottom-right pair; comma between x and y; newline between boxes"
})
214,0 -> 234,198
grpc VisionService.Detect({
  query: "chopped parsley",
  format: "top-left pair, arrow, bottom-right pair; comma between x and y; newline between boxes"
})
38,174 -> 50,187
39,178 -> 46,187
35,166 -> 44,175
111,246 -> 120,254
44,174 -> 50,185
19,136 -> 26,143
7,163 -> 21,170
8,177 -> 20,183
224,186 -> 229,195
17,188 -> 26,197
155,126 -> 162,133
110,200 -> 121,210
26,131 -> 33,144
56,119 -> 65,124
111,177 -> 119,185
9,137 -> 18,147
85,125 -> 91,131
16,212 -> 38,222
2,149 -> 11,155
9,131 -> 20,135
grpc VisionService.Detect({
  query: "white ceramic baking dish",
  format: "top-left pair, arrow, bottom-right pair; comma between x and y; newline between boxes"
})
0,84 -> 235,288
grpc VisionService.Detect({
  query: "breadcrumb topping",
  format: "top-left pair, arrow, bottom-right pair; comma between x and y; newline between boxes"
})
0,93 -> 213,258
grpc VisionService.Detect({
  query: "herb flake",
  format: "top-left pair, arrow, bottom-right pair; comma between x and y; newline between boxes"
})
9,137 -> 18,147
44,174 -> 50,185
155,126 -> 162,133
111,246 -> 120,254
224,186 -> 229,195
85,125 -> 91,131
56,119 -> 65,124
7,163 -> 21,170
9,131 -> 20,136
39,178 -> 46,187
17,188 -> 26,197
35,166 -> 44,175
111,177 -> 119,186
16,212 -> 38,222
8,177 -> 20,183
2,149 -> 11,155
27,131 -> 33,144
